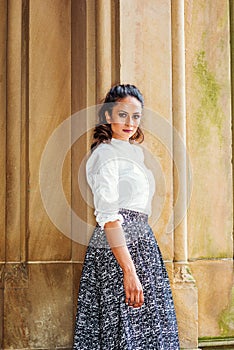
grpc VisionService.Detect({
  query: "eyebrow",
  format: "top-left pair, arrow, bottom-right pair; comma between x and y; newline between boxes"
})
118,109 -> 142,114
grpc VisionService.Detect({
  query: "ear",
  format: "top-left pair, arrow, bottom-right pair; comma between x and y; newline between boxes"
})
105,111 -> 112,124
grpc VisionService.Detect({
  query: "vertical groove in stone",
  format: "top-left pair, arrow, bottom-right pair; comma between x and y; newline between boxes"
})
5,0 -> 29,263
171,0 -> 188,263
96,0 -> 112,101
86,0 -> 96,106
171,3 -> 198,346
20,0 -> 29,263
111,0 -> 120,85
71,0 -> 87,113
0,0 -> 7,264
6,0 -> 22,262
230,0 -> 234,258
0,0 -> 7,346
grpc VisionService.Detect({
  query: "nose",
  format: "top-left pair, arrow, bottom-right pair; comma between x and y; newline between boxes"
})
125,116 -> 134,126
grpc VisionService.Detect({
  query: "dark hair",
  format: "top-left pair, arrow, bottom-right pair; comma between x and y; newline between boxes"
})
91,84 -> 144,151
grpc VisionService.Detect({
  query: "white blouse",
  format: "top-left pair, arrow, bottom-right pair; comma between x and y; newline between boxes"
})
86,137 -> 155,229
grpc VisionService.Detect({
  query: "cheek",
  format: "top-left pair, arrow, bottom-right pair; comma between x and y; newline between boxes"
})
112,122 -> 124,129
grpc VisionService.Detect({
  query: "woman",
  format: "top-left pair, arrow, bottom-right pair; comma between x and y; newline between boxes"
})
73,84 -> 180,349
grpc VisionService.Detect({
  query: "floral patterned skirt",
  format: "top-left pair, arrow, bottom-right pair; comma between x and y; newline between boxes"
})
73,209 -> 180,350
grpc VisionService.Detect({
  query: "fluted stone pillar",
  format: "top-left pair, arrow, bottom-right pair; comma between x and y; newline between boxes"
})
171,1 -> 198,348
0,0 -> 7,346
1,1 -> 74,348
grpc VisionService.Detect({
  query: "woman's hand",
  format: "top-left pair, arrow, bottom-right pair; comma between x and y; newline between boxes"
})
104,220 -> 144,308
123,270 -> 144,308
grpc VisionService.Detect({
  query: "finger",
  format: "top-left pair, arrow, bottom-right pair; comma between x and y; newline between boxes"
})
125,290 -> 130,304
132,301 -> 142,308
133,291 -> 144,308
134,291 -> 140,305
139,290 -> 144,304
129,292 -> 135,306
134,296 -> 142,308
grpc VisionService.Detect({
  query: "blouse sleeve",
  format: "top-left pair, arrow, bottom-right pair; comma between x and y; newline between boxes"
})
86,145 -> 124,229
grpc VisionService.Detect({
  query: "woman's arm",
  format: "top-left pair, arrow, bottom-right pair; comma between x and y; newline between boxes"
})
104,220 -> 144,308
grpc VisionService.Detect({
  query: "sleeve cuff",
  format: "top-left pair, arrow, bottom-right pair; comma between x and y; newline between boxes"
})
95,213 -> 124,230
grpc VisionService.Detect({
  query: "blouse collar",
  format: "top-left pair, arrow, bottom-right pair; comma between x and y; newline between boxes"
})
111,137 -> 130,144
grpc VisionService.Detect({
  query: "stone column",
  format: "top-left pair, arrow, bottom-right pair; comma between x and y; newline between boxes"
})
96,0 -> 112,101
2,1 -> 74,348
0,0 -> 7,346
185,0 -> 233,347
171,0 -> 199,349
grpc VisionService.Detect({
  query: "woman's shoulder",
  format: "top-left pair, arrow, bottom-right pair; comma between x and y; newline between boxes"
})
90,141 -> 116,157
86,142 -> 117,169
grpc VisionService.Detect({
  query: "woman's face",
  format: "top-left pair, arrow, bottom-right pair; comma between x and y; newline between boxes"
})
105,96 -> 142,141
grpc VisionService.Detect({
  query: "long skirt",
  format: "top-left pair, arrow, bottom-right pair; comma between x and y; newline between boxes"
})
73,209 -> 180,350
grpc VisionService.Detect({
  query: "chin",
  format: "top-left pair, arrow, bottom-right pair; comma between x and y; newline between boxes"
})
122,135 -> 133,140
121,132 -> 134,138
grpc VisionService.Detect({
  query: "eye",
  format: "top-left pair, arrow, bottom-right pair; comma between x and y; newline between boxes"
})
118,112 -> 128,118
133,114 -> 141,120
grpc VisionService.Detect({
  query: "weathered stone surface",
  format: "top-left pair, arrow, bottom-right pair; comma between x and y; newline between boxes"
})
190,260 -> 233,338
4,263 -> 28,289
185,0 -> 233,259
173,284 -> 198,349
5,0 -> 23,262
0,264 -> 4,289
0,0 -> 6,263
0,288 -> 3,349
3,263 -> 73,349
28,0 -> 72,261
119,0 -> 174,262
184,0 -> 233,346
0,264 -> 4,349
172,263 -> 198,349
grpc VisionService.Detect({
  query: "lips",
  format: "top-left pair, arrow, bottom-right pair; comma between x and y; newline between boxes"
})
123,129 -> 133,133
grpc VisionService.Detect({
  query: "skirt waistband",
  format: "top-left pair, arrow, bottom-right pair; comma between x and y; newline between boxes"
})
92,208 -> 150,248
119,208 -> 148,225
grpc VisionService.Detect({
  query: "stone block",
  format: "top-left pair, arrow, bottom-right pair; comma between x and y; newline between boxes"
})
172,263 -> 199,349
3,263 -> 73,349
190,260 -> 233,338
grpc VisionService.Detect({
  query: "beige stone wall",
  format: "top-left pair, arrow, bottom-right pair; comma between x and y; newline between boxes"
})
185,0 -> 234,346
0,0 -> 233,349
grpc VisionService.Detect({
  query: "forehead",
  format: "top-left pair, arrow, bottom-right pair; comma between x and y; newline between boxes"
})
114,96 -> 142,112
